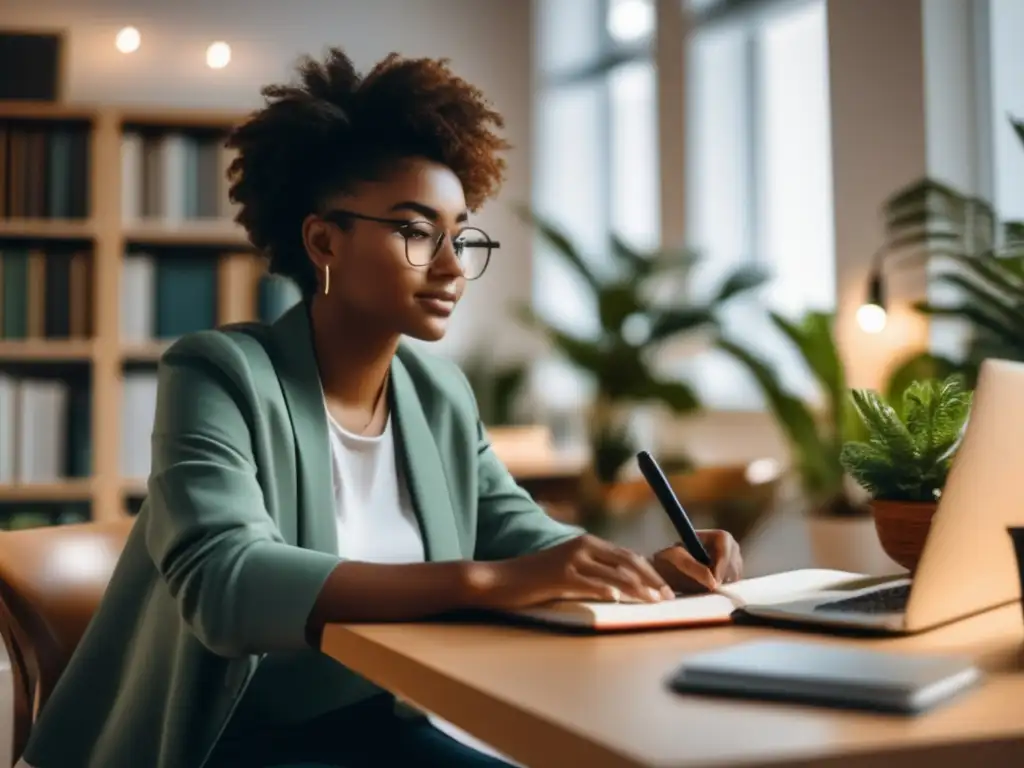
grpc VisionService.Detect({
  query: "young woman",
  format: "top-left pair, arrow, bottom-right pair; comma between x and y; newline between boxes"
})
19,49 -> 742,768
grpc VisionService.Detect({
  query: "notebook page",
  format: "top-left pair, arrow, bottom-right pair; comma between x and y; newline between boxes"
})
725,568 -> 867,607
512,591 -> 738,629
508,569 -> 866,630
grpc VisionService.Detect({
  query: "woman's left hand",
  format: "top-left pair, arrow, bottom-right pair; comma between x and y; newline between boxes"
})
651,530 -> 743,594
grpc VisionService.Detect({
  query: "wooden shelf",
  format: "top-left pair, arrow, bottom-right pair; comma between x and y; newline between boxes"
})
0,102 -> 98,121
0,339 -> 94,362
0,218 -> 96,240
0,102 -> 253,526
0,480 -> 94,503
117,108 -> 248,130
123,220 -> 249,249
120,341 -> 170,363
120,479 -> 147,498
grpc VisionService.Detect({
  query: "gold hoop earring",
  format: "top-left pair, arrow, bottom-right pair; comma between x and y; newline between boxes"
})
323,265 -> 330,296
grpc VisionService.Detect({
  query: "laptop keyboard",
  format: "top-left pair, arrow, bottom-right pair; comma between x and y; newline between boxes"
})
813,584 -> 911,614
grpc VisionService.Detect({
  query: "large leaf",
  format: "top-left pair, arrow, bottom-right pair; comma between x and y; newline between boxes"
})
640,377 -> 700,413
914,300 -> 1023,351
1004,221 -> 1024,244
713,265 -> 770,304
716,337 -> 839,501
597,282 -> 641,334
598,343 -> 652,400
647,307 -> 715,342
647,248 -> 702,274
947,251 -> 1024,295
938,273 -> 1024,331
884,176 -> 967,210
515,304 -> 606,374
609,235 -> 651,277
1012,118 -> 1024,151
770,312 -> 843,402
518,207 -> 602,292
885,230 -> 966,254
883,177 -> 995,254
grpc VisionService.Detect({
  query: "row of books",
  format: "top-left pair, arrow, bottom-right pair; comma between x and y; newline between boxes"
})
0,504 -> 90,531
0,374 -> 91,483
1,120 -> 91,219
121,130 -> 236,223
0,248 -> 92,340
121,253 -> 301,342
121,371 -> 157,480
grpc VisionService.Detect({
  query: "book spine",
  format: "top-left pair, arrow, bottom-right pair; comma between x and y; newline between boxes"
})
119,372 -> 158,480
154,257 -> 217,338
120,253 -> 156,342
1,249 -> 28,339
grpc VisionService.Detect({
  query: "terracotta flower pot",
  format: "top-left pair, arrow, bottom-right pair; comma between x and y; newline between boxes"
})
871,500 -> 939,572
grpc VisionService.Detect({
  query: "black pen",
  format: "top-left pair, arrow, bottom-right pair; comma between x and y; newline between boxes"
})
635,450 -> 713,569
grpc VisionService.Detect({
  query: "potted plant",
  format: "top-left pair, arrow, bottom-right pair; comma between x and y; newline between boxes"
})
460,347 -> 529,427
518,209 -> 770,528
717,311 -> 899,572
840,375 -> 972,571
882,115 -> 1024,394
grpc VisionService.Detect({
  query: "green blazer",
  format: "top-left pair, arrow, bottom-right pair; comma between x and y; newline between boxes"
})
21,303 -> 581,768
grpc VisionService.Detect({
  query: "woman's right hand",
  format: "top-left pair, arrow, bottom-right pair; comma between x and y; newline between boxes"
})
465,534 -> 675,610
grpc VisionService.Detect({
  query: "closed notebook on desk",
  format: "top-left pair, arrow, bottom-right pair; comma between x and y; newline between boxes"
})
507,569 -> 865,630
668,639 -> 982,713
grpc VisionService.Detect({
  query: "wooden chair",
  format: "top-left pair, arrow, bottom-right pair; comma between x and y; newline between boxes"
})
0,518 -> 134,764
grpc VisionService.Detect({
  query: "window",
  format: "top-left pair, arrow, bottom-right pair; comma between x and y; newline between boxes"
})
684,0 -> 834,409
532,0 -> 659,417
757,0 -> 834,319
534,81 -> 606,347
609,59 -> 660,250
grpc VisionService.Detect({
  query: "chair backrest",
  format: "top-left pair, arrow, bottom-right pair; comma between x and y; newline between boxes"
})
0,518 -> 133,762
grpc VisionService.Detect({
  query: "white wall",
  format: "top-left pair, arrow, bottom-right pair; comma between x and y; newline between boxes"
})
0,0 -> 536,363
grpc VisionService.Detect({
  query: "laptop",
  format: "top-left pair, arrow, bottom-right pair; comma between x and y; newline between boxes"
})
741,357 -> 1024,634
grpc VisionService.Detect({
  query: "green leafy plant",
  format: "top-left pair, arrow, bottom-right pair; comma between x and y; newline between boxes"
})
460,350 -> 528,426
718,311 -> 866,517
518,208 -> 768,484
882,116 -> 1024,391
840,376 -> 972,503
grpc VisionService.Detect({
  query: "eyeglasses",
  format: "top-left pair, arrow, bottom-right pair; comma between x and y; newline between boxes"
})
321,209 -> 499,281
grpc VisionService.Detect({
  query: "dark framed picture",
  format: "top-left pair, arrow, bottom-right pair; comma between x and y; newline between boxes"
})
0,30 -> 65,102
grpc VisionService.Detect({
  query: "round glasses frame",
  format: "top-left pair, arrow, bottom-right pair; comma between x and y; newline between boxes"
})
320,209 -> 500,281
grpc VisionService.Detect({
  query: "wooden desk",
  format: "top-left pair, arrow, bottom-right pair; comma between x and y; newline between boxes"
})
322,605 -> 1024,768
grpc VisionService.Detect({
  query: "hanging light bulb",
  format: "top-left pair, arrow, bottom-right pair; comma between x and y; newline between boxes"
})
206,41 -> 231,69
856,271 -> 887,334
856,303 -> 887,334
115,27 -> 141,54
607,0 -> 655,43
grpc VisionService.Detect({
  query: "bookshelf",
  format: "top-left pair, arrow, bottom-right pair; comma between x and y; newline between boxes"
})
0,101 -> 300,527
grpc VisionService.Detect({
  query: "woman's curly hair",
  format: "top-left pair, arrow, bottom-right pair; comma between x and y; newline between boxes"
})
225,48 -> 510,296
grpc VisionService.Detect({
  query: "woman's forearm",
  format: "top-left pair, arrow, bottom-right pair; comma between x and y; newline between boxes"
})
304,559 -> 497,645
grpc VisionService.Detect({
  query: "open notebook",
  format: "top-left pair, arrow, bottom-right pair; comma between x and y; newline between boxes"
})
506,568 -> 867,630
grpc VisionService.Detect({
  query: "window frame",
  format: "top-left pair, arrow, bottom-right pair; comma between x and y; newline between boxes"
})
537,0 -> 657,252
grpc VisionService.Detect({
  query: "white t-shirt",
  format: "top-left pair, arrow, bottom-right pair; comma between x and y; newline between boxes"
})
327,408 -> 425,564
325,407 -> 516,765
